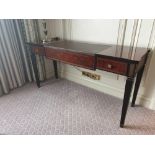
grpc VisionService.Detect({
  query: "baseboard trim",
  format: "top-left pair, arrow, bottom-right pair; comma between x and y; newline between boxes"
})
61,71 -> 152,109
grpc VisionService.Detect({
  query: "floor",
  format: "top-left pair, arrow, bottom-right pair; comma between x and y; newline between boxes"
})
0,79 -> 155,135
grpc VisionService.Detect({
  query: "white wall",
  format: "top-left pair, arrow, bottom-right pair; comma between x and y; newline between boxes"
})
71,20 -> 119,44
40,19 -> 155,110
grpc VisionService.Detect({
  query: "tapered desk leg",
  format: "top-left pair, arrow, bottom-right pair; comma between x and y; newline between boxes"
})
120,77 -> 134,128
31,52 -> 40,88
53,60 -> 58,79
131,67 -> 145,107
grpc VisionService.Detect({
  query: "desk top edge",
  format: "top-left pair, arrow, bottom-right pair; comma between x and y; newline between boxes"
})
26,40 -> 150,62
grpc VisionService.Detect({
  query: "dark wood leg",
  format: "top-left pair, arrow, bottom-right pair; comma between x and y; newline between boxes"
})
120,77 -> 134,128
131,67 -> 145,107
53,60 -> 58,79
31,52 -> 40,88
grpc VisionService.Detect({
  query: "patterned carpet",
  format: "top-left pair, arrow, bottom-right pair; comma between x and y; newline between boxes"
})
0,79 -> 155,135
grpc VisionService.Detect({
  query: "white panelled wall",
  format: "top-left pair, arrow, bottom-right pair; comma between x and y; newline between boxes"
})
38,19 -> 155,110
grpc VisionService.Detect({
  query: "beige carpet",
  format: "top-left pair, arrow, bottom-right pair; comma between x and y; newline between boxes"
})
0,79 -> 155,135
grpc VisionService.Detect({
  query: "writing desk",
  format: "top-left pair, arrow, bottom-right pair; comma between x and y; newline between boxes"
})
27,40 -> 150,128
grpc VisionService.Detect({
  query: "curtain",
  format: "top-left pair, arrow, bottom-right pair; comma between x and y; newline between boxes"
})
0,19 -> 32,95
0,19 -> 47,96
22,19 -> 46,81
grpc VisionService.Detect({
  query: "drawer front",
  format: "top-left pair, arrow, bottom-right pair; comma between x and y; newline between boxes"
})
96,57 -> 127,75
45,48 -> 95,69
33,47 -> 44,55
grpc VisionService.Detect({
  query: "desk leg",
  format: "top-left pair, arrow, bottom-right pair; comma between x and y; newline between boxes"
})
120,77 -> 134,128
31,52 -> 40,88
53,60 -> 58,79
131,67 -> 144,107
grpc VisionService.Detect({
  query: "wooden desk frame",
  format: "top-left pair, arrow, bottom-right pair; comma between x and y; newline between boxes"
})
28,40 -> 150,128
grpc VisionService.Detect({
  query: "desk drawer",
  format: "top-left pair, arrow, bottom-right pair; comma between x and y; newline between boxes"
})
45,48 -> 95,69
96,57 -> 127,75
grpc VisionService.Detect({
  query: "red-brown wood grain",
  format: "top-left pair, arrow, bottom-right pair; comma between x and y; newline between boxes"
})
96,57 -> 127,75
45,48 -> 95,70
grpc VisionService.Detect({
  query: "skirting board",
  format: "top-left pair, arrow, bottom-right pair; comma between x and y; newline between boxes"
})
149,97 -> 155,110
61,70 -> 153,110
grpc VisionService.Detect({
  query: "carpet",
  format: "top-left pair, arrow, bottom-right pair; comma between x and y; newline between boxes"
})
0,79 -> 155,135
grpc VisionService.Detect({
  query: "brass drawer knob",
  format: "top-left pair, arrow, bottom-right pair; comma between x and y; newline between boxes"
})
107,64 -> 112,69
